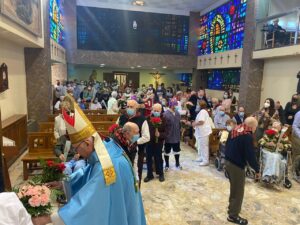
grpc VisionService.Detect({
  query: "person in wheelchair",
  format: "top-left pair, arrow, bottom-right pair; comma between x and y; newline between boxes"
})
258,122 -> 292,188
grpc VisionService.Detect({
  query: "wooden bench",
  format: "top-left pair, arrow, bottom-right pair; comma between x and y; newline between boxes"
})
39,121 -> 115,133
48,114 -> 120,122
21,132 -> 57,180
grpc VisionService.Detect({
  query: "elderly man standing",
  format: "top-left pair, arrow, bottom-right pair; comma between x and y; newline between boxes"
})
214,105 -> 231,129
34,95 -> 146,225
107,91 -> 119,114
144,103 -> 167,183
164,99 -> 182,170
118,99 -> 150,187
225,117 -> 260,225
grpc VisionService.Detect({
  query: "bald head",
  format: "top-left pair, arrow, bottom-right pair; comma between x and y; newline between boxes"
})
122,122 -> 139,143
244,117 -> 258,132
127,100 -> 138,109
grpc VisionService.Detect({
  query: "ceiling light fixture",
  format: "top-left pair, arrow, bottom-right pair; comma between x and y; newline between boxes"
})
132,0 -> 145,6
100,64 -> 105,67
137,65 -> 141,68
152,68 -> 156,70
131,66 -> 135,69
162,66 -> 167,69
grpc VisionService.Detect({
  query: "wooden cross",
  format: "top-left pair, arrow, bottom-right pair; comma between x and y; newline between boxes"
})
214,56 -> 217,65
204,58 -> 207,65
227,54 -> 230,64
234,53 -> 238,63
208,57 -> 212,65
199,59 -> 202,66
220,55 -> 224,64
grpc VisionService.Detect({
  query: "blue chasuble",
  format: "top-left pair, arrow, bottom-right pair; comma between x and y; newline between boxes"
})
58,139 -> 146,225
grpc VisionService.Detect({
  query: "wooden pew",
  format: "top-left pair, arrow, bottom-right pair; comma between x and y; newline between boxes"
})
48,114 -> 120,123
188,128 -> 225,156
39,121 -> 115,133
54,109 -> 108,115
21,132 -> 57,180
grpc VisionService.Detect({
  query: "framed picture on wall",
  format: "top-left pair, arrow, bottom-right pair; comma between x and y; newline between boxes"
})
0,63 -> 9,93
0,0 -> 42,36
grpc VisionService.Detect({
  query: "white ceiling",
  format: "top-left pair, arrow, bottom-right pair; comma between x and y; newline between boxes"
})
77,0 -> 221,15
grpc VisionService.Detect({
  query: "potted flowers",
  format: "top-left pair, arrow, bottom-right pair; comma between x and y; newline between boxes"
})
15,184 -> 52,217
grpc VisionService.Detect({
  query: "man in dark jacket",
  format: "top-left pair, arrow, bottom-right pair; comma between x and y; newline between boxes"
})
118,100 -> 150,188
144,103 -> 168,183
225,117 -> 260,225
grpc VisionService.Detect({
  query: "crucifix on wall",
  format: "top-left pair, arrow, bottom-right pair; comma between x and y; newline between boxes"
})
220,55 -> 224,64
227,54 -> 230,64
214,56 -> 217,65
208,57 -> 212,65
149,71 -> 165,89
234,53 -> 238,63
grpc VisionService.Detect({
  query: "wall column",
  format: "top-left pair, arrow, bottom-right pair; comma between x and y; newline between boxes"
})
25,0 -> 52,122
239,0 -> 264,113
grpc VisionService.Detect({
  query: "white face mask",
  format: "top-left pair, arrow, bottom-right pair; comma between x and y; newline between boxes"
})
264,102 -> 270,108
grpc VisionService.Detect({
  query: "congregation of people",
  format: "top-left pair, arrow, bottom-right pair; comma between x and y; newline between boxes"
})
18,78 -> 299,225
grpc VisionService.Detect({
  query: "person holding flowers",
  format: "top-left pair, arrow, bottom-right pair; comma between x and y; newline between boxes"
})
144,103 -> 168,183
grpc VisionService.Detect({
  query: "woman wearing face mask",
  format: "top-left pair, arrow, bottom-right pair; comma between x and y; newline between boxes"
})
285,94 -> 300,125
222,90 -> 232,113
255,98 -> 276,141
193,100 -> 212,166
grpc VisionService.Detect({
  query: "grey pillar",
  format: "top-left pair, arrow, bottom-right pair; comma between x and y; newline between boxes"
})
239,0 -> 264,113
25,0 -> 52,122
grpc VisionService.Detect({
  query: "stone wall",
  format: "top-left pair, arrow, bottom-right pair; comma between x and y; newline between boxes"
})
51,63 -> 67,85
25,0 -> 52,122
239,0 -> 264,113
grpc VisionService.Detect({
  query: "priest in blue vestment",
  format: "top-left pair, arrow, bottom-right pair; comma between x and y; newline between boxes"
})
35,95 -> 146,225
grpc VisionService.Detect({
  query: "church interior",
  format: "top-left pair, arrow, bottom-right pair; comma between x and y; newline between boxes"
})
1,0 -> 300,224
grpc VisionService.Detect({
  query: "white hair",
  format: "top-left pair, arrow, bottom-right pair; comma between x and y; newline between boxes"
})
111,91 -> 118,98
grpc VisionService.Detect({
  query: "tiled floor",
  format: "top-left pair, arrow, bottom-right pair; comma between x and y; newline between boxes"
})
9,144 -> 300,225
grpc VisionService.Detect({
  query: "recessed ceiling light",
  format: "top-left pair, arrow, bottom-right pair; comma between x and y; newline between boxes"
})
131,66 -> 135,69
132,0 -> 145,6
100,64 -> 105,67
162,66 -> 167,69
152,67 -> 156,70
137,65 -> 141,68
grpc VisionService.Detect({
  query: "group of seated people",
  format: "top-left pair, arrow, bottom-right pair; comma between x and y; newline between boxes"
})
53,78 -> 300,189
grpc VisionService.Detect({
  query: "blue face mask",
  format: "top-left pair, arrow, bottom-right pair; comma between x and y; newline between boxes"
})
219,111 -> 225,117
239,112 -> 245,117
131,134 -> 139,143
175,106 -> 180,111
226,126 -> 233,132
126,108 -> 136,117
152,112 -> 161,117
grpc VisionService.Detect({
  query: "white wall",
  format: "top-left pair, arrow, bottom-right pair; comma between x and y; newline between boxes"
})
0,38 -> 28,120
260,56 -> 300,108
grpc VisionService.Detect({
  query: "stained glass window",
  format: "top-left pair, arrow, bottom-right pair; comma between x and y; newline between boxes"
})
198,0 -> 247,55
77,7 -> 189,55
50,0 -> 64,45
206,68 -> 240,92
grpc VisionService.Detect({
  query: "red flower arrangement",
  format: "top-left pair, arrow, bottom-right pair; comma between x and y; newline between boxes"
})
108,124 -> 119,134
150,117 -> 162,143
40,160 -> 66,183
265,129 -> 277,137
